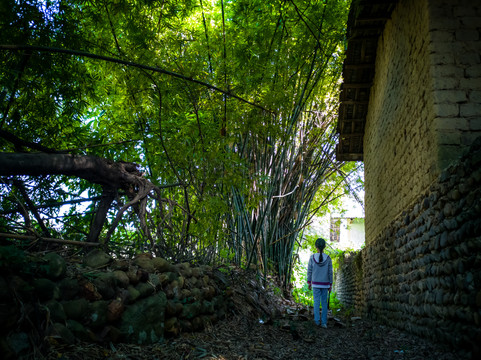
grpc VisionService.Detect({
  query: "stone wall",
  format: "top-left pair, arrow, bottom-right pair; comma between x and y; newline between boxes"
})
337,139 -> 481,352
0,250 -> 231,358
334,251 -> 363,310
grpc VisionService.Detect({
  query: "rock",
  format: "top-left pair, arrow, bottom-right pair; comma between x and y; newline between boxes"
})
182,302 -> 202,319
66,319 -> 94,342
177,263 -> 192,277
62,298 -> 89,321
126,267 -> 142,285
112,270 -> 130,288
107,299 -> 125,322
202,286 -> 215,300
165,317 -> 180,337
46,300 -> 66,322
89,300 -> 109,329
50,323 -> 76,344
133,257 -> 155,272
135,253 -> 153,260
168,280 -> 182,298
152,257 -> 171,272
32,278 -> 59,301
166,300 -> 183,317
119,292 -> 167,344
443,203 -> 453,217
99,325 -> 123,343
201,265 -> 212,273
191,287 -> 202,300
83,250 -> 112,269
93,272 -> 116,300
111,259 -> 129,271
42,253 -> 66,279
191,267 -> 203,278
476,290 -> 481,307
135,282 -> 155,298
79,280 -> 102,301
148,273 -> 161,289
58,278 -> 79,300
10,276 -> 33,300
192,316 -> 204,331
202,300 -> 214,314
179,288 -> 191,300
180,319 -> 193,332
127,285 -> 141,302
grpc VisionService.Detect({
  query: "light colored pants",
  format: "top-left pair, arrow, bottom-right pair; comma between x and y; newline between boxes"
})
313,287 -> 329,326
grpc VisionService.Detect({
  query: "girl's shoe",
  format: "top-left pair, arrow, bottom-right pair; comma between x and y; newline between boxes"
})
321,324 -> 327,329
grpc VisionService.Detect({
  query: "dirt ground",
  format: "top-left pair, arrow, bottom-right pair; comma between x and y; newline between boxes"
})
35,265 -> 469,359
46,313 -> 467,360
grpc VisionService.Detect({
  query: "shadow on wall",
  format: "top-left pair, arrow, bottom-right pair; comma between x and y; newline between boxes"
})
335,137 -> 481,357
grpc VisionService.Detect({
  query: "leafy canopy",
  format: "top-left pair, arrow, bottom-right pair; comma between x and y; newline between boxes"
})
0,0 -> 354,275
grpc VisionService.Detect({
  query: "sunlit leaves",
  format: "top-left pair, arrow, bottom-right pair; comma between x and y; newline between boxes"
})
0,0 -> 352,265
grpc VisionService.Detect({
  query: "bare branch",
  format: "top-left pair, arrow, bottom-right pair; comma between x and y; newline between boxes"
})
0,232 -> 100,247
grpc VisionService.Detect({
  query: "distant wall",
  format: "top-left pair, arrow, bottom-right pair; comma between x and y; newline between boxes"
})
334,251 -> 363,310
339,218 -> 365,250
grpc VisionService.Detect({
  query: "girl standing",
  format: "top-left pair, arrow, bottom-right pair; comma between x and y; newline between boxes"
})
307,237 -> 333,328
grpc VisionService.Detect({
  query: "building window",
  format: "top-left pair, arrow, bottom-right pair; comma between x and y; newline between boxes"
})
330,217 -> 341,243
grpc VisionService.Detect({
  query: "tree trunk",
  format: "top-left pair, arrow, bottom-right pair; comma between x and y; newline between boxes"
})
0,152 -> 156,243
0,152 -> 143,188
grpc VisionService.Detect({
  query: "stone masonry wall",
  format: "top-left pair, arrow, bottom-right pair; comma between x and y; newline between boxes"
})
334,251 -> 363,311
339,0 -> 481,354
337,139 -> 481,353
363,0 -> 437,243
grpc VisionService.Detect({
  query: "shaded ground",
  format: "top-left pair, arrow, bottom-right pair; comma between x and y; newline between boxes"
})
44,266 -> 467,360
46,313 -> 466,360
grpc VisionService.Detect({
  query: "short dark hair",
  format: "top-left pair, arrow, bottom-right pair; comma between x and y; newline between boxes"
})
315,237 -> 326,251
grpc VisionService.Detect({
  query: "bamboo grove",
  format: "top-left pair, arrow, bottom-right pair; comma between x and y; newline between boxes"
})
0,0 -> 359,288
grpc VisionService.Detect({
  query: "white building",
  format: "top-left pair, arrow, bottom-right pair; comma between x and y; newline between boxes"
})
330,216 -> 365,250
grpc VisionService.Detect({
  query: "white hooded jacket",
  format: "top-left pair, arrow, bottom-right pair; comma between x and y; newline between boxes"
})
307,253 -> 333,288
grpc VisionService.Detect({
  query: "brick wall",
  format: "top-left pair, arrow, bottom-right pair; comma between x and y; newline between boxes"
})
364,0 -> 481,243
364,0 -> 437,243
429,0 -> 481,169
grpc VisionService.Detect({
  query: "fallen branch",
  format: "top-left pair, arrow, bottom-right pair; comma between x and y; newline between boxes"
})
0,232 -> 100,247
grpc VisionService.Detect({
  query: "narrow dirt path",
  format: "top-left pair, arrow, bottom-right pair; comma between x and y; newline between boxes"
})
47,314 -> 467,360
44,266 -> 469,359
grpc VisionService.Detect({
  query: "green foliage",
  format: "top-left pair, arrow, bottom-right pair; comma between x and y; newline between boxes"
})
0,0 -> 354,277
328,291 -> 343,312
291,256 -> 312,306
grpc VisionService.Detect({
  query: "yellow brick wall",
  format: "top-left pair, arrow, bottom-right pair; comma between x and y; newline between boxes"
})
364,0 -> 437,242
364,0 -> 481,242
